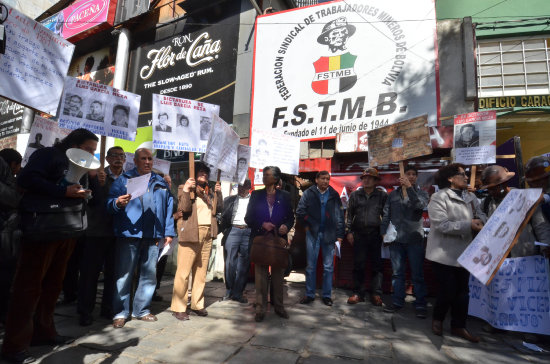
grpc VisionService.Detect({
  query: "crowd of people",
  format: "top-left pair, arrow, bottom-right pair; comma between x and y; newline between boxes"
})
1,128 -> 550,363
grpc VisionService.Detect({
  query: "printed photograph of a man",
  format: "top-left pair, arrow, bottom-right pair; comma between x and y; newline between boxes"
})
28,133 -> 45,149
111,105 -> 129,128
455,124 -> 479,148
63,94 -> 84,118
156,112 -> 172,132
86,100 -> 105,122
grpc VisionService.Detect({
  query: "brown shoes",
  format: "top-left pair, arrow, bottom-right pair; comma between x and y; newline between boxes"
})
113,318 -> 126,329
191,308 -> 208,317
172,312 -> 190,321
135,313 -> 158,322
370,295 -> 383,306
347,294 -> 365,304
432,320 -> 443,336
451,327 -> 480,343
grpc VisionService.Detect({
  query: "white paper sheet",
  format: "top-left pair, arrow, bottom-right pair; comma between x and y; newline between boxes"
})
335,241 -> 341,258
127,173 -> 151,200
158,239 -> 175,262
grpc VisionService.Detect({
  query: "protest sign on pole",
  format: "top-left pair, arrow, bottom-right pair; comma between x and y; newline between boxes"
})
367,115 -> 432,167
468,256 -> 550,335
250,127 -> 300,175
454,111 -> 497,165
152,94 -> 220,153
203,114 -> 239,173
0,4 -> 74,115
251,0 -> 438,140
22,116 -> 72,166
458,188 -> 543,285
58,77 -> 141,141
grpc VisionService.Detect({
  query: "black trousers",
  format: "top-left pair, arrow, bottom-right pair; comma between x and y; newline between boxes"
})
352,229 -> 383,296
77,236 -> 116,317
432,261 -> 470,329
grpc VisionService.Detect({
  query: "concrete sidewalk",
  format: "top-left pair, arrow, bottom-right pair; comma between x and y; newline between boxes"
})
1,273 -> 549,363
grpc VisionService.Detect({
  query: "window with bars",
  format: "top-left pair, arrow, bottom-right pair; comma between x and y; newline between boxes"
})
477,37 -> 550,97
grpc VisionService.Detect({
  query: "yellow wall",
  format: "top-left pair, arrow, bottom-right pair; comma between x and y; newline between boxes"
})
497,121 -> 550,160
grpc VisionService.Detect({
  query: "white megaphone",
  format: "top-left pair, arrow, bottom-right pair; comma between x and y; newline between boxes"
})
64,148 -> 101,185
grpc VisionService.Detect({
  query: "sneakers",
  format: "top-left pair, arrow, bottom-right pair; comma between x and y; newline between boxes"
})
383,304 -> 403,313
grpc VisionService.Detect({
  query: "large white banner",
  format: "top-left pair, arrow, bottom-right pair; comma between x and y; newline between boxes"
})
0,4 -> 74,115
458,188 -> 543,285
454,111 -> 497,165
251,0 -> 438,140
250,127 -> 300,175
123,152 -> 171,177
22,116 -> 72,166
203,114 -> 239,173
469,256 -> 550,335
59,77 -> 141,141
152,94 -> 220,153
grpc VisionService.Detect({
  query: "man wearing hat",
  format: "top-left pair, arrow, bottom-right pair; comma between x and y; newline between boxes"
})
524,156 -> 550,222
346,168 -> 387,306
480,165 -> 550,257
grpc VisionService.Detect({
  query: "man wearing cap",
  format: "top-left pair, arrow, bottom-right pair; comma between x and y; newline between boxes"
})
346,168 -> 387,306
480,165 -> 550,257
381,166 -> 429,318
524,156 -> 550,222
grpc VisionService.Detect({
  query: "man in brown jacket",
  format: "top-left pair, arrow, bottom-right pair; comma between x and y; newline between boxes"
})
170,162 -> 222,321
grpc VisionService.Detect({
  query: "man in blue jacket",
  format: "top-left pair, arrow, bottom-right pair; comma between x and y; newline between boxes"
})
107,148 -> 175,328
296,171 -> 345,306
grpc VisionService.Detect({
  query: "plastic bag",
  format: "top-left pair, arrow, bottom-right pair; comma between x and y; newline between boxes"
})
383,222 -> 397,243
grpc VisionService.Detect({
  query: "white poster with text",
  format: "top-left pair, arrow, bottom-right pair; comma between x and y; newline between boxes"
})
59,77 -> 141,141
250,127 -> 300,175
458,188 -> 543,285
0,4 -> 74,115
152,94 -> 220,153
469,256 -> 550,335
22,116 -> 72,166
454,111 -> 497,165
203,114 -> 239,173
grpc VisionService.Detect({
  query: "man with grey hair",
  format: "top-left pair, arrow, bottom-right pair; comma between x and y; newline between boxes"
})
107,148 -> 175,328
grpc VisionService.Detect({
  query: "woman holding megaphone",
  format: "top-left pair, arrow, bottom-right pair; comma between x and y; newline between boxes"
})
1,129 -> 100,364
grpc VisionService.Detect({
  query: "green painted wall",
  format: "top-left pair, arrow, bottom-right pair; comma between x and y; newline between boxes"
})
436,0 -> 550,38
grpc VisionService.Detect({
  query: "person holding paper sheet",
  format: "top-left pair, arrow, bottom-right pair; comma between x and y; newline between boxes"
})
170,162 -> 222,321
107,148 -> 175,329
346,168 -> 387,307
426,163 -> 487,343
296,171 -> 344,306
381,165 -> 429,318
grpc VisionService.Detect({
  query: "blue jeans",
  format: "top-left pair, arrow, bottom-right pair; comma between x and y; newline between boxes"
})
305,231 -> 335,298
224,227 -> 251,299
389,241 -> 427,308
112,237 -> 159,319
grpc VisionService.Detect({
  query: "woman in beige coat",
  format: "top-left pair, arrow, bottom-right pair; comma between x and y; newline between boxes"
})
170,162 -> 222,321
426,163 -> 487,343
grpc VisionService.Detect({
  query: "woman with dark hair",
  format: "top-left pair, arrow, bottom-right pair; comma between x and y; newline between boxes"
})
244,166 -> 294,322
1,129 -> 99,364
426,163 -> 486,343
170,162 -> 222,321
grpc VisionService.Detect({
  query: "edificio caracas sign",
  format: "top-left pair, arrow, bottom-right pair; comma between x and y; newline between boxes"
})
251,0 -> 438,140
479,95 -> 550,109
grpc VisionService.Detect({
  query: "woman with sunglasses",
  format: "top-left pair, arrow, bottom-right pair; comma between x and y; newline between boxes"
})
426,163 -> 487,343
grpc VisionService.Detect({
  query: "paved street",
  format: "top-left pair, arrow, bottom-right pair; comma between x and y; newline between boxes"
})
1,273 -> 549,364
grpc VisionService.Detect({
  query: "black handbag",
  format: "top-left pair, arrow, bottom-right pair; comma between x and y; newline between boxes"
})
19,194 -> 87,242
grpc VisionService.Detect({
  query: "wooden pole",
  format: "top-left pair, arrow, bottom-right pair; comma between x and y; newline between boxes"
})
399,161 -> 408,199
99,136 -> 106,169
189,152 -> 195,199
470,165 -> 477,190
212,169 -> 222,216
